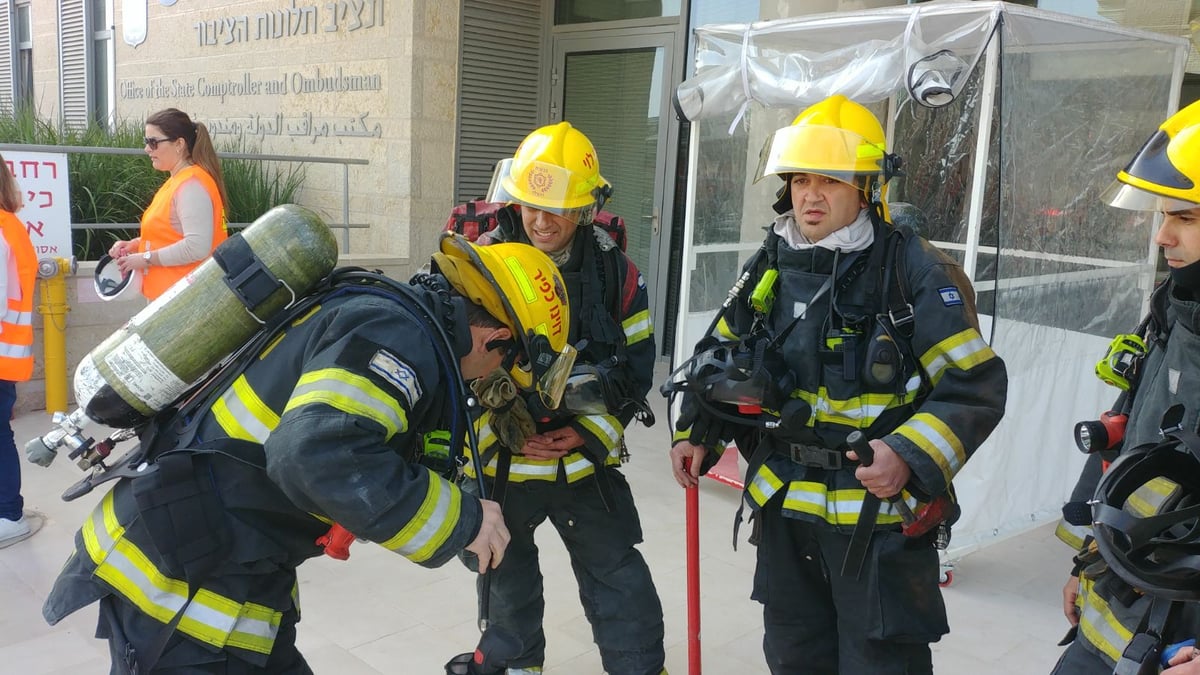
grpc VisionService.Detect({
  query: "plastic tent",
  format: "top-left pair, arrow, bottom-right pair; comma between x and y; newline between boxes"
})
670,0 -> 1188,557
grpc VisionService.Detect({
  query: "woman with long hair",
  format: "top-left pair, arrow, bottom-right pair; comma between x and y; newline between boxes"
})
0,153 -> 39,547
109,108 -> 228,300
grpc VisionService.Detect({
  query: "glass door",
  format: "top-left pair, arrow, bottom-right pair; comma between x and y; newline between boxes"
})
551,31 -> 677,351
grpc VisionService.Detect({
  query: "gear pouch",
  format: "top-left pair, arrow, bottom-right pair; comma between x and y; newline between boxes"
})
131,452 -> 232,584
865,530 -> 949,644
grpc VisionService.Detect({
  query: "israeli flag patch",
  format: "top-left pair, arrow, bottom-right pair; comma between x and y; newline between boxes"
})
637,273 -> 646,289
938,287 -> 964,307
369,349 -> 422,407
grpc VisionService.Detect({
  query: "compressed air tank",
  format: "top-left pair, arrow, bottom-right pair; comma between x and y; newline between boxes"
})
74,204 -> 338,428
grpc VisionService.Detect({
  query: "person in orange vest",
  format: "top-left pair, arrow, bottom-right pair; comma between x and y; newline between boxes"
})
0,153 -> 38,548
109,108 -> 228,301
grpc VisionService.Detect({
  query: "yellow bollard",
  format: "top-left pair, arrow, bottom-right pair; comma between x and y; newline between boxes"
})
36,257 -> 75,414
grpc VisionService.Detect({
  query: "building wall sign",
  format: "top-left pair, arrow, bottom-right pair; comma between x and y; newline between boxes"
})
119,67 -> 382,103
194,0 -> 385,46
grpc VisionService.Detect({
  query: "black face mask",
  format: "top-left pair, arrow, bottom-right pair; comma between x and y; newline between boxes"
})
1169,258 -> 1200,299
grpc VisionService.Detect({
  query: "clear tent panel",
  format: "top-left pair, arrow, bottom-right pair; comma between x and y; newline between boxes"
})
673,1 -> 1186,554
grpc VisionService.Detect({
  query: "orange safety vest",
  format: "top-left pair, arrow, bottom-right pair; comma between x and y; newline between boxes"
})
140,165 -> 226,300
0,210 -> 36,381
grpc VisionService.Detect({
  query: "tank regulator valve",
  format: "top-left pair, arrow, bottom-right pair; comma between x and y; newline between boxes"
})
25,408 -> 92,468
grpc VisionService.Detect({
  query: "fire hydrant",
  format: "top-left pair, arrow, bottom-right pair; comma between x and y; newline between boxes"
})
37,257 -> 75,413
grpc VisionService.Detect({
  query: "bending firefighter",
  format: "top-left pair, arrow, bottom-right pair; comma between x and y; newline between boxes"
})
1052,100 -> 1200,674
36,232 -> 574,674
667,95 -> 1007,675
462,122 -> 665,675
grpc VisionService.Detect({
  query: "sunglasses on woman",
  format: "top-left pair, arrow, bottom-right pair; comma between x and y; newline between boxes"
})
143,136 -> 176,150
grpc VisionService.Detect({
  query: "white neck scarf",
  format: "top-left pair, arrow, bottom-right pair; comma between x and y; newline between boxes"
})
773,208 -> 875,252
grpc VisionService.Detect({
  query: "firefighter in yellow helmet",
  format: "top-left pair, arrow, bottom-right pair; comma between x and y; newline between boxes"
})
40,233 -> 572,673
459,122 -> 665,674
1052,99 -> 1200,675
668,95 -> 1007,674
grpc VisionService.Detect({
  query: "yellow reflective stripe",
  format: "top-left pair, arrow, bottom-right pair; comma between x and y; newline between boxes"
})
212,376 -> 279,443
291,581 -> 301,619
578,414 -> 621,449
773,481 -> 908,526
920,329 -> 996,385
286,368 -> 407,440
562,453 -> 598,481
504,457 -> 560,478
82,491 -> 281,654
894,412 -> 965,485
1076,576 -> 1131,664
623,309 -> 652,345
1127,477 -> 1178,517
378,472 -> 462,562
467,450 -> 601,482
795,387 -> 920,427
1054,520 -> 1089,551
747,464 -> 784,506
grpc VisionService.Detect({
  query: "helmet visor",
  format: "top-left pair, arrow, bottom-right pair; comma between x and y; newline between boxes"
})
1100,179 -> 1200,213
93,255 -> 140,301
756,124 -> 885,184
488,158 -> 600,225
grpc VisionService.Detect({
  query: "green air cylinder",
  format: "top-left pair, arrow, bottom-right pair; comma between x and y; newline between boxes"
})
74,204 -> 339,428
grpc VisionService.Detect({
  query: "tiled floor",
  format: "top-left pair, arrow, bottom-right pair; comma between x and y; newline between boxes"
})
2,394 -> 1073,674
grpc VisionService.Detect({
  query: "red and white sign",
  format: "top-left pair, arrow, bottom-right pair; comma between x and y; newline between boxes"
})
4,150 -> 72,260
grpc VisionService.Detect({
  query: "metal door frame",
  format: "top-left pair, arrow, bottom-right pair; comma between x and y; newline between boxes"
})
550,29 -> 680,352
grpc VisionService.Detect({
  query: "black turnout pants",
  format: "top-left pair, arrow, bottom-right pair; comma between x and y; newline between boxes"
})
752,495 -> 948,675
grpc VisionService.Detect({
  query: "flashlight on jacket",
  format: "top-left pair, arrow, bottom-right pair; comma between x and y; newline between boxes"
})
1073,411 -> 1127,454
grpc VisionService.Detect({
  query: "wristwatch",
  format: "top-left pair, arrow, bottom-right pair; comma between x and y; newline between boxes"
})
142,250 -> 152,264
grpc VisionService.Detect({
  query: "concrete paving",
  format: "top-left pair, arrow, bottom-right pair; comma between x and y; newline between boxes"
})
0,396 -> 1073,674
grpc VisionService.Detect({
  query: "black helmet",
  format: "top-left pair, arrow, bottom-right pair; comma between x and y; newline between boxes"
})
1091,421 -> 1200,601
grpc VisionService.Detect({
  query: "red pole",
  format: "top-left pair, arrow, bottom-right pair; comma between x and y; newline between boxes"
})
684,458 -> 701,674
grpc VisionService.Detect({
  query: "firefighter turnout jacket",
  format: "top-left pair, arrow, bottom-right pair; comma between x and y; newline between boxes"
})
468,210 -> 653,482
43,287 -> 485,667
683,222 -> 1007,528
1058,281 -> 1200,667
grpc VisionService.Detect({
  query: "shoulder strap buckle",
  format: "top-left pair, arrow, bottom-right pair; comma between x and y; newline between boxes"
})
888,303 -> 915,331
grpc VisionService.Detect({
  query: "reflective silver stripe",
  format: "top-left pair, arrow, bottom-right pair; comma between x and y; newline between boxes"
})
560,453 -> 595,479
2,309 -> 32,325
1055,520 -> 1090,550
217,388 -> 273,444
0,341 -> 32,358
748,469 -> 782,506
381,475 -> 456,560
780,483 -> 908,525
623,310 -> 652,344
1077,578 -> 1132,664
579,414 -> 621,447
508,460 -> 562,478
82,492 -> 280,652
899,413 -> 964,474
290,373 -> 405,437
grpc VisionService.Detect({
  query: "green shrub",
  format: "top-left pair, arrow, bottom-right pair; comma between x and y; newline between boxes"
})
0,108 -> 308,260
